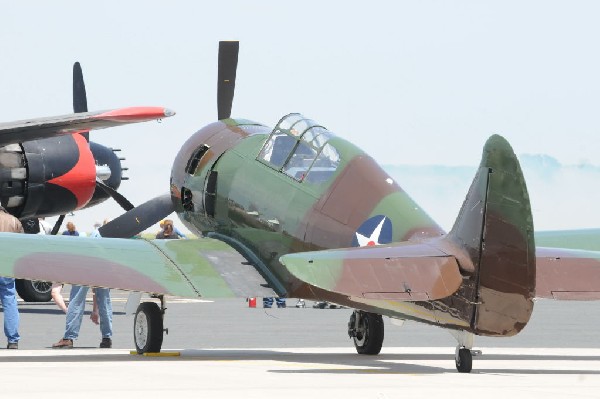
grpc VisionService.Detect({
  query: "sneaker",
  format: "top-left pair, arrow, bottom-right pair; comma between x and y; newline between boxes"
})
99,338 -> 112,348
52,338 -> 73,349
6,342 -> 17,349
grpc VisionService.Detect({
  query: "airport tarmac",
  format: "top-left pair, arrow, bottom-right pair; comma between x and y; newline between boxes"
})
3,293 -> 600,398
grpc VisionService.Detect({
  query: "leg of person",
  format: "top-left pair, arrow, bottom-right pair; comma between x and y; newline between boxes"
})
263,297 -> 274,308
51,283 -> 67,313
53,285 -> 89,348
94,288 -> 113,348
0,277 -> 19,348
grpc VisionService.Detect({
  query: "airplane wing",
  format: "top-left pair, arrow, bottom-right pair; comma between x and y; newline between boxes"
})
280,241 -> 463,301
0,233 -> 275,298
0,106 -> 174,146
535,228 -> 600,251
536,247 -> 600,300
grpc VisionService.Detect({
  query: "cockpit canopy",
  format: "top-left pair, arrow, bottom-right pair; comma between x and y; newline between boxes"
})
257,114 -> 340,184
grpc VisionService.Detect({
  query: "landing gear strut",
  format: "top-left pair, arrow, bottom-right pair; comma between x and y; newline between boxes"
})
348,310 -> 384,355
450,330 -> 480,373
134,296 -> 167,354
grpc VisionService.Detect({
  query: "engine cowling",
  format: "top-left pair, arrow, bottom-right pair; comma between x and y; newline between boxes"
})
0,134 -> 124,218
170,121 -> 268,234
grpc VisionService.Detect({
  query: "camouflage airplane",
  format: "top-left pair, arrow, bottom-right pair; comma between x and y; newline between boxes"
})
0,63 -> 174,300
0,42 -> 599,373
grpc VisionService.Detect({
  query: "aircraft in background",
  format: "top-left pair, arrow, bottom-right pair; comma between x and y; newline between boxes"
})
0,62 -> 173,300
1,42 -> 599,373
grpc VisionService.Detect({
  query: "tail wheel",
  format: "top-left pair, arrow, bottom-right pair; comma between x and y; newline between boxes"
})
134,302 -> 163,354
455,348 -> 473,373
350,311 -> 384,355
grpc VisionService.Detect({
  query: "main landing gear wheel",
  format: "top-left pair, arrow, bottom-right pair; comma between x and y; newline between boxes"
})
348,310 -> 384,355
134,302 -> 164,354
15,279 -> 52,302
455,347 -> 473,373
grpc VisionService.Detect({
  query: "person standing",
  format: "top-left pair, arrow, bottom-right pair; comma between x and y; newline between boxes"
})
89,219 -> 113,347
62,222 -> 79,236
0,206 -> 24,349
52,221 -> 113,349
38,217 -> 52,235
156,220 -> 181,239
158,219 -> 186,239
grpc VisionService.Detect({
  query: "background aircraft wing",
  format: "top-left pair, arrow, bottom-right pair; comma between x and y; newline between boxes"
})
536,247 -> 600,300
536,228 -> 600,251
280,242 -> 462,301
0,106 -> 174,146
0,233 -> 275,298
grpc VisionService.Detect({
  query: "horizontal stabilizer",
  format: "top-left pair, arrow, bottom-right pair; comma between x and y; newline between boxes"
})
536,247 -> 600,300
280,242 -> 462,301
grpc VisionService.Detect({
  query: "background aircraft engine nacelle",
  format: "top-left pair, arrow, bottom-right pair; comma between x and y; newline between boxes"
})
84,141 -> 125,209
0,134 -> 99,218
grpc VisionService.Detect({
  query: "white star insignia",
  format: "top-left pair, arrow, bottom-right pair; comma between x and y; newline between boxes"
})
355,217 -> 386,247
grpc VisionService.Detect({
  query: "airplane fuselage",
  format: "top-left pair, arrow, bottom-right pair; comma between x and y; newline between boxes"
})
169,115 -> 486,331
170,115 -> 535,337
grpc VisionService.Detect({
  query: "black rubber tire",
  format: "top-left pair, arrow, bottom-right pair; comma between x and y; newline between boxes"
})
456,348 -> 473,373
354,312 -> 384,355
134,302 -> 163,354
15,279 -> 52,302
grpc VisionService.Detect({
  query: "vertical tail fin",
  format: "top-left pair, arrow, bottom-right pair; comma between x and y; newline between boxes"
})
443,134 -> 535,336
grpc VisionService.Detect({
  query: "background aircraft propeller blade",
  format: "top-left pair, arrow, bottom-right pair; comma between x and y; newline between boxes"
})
95,179 -> 135,211
73,62 -> 89,141
98,193 -> 174,238
217,41 -> 239,120
75,61 -> 136,211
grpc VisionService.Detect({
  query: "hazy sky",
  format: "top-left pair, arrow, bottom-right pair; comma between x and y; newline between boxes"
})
1,1 -> 599,233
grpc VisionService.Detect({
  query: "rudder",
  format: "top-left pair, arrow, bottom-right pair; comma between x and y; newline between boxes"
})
444,134 -> 535,336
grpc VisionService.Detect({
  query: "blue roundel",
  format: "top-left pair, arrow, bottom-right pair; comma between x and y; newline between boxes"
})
351,215 -> 393,247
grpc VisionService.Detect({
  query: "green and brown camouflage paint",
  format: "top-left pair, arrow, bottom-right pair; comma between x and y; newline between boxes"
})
170,118 -> 537,336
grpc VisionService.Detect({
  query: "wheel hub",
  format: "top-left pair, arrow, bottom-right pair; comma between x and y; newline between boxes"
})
134,312 -> 148,348
31,280 -> 52,294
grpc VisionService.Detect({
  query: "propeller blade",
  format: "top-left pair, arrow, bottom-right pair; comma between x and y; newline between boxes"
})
73,62 -> 88,113
73,62 -> 89,141
217,41 -> 239,120
51,215 -> 65,235
95,179 -> 134,211
98,193 -> 174,238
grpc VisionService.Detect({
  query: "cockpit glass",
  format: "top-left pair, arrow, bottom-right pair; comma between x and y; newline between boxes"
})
258,114 -> 340,185
304,143 -> 340,184
278,114 -> 304,131
258,131 -> 295,168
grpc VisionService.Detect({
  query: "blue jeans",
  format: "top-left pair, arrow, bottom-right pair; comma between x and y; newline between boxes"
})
263,297 -> 286,308
0,277 -> 19,343
64,286 -> 112,340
